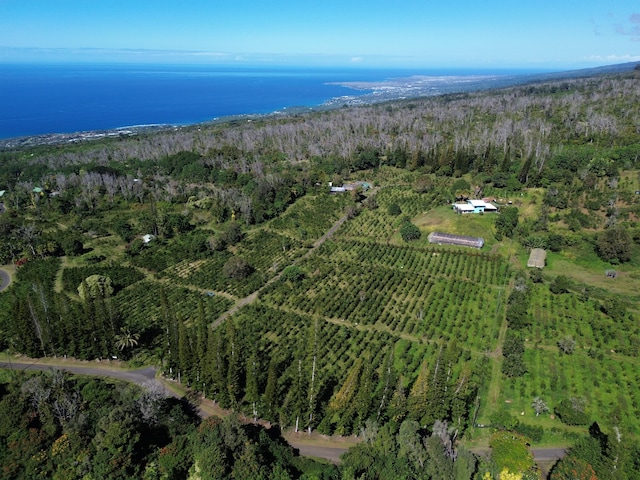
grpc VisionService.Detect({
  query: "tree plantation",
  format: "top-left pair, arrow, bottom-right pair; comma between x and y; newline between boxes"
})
1,65 -> 640,479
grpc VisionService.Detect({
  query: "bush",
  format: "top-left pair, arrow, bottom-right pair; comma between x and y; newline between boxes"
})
513,423 -> 544,443
550,275 -> 571,294
282,266 -> 304,282
222,222 -> 244,246
596,226 -> 632,263
495,207 -> 519,238
400,222 -> 421,242
557,336 -> 576,354
78,275 -> 114,300
387,203 -> 402,216
555,398 -> 590,426
223,257 -> 253,280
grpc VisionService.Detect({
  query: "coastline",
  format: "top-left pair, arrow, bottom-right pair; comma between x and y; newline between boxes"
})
0,74 -> 506,150
1,61 -> 636,151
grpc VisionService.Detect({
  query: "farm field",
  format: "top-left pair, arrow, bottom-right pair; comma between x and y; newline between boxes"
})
277,182 -> 637,439
2,68 -> 640,478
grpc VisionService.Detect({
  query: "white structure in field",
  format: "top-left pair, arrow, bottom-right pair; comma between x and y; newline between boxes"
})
428,232 -> 485,249
452,199 -> 498,214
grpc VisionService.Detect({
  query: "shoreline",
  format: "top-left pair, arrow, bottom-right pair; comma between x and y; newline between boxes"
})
1,61 -> 636,151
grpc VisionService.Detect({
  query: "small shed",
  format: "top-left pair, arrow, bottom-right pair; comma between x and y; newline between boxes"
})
527,248 -> 547,269
428,232 -> 484,249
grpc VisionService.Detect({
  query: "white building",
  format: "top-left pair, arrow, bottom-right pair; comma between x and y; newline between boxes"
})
452,199 -> 498,214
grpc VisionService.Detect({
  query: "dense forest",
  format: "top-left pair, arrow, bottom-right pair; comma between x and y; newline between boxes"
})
1,65 -> 640,479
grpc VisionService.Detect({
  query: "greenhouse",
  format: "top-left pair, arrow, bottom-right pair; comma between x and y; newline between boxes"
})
527,248 -> 547,268
427,232 -> 484,249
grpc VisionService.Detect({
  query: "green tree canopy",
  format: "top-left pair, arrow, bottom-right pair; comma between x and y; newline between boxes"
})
223,257 -> 253,280
596,226 -> 632,264
400,222 -> 421,242
495,206 -> 519,238
78,275 -> 114,300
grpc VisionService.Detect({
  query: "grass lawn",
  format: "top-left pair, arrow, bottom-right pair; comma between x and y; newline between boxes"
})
544,243 -> 640,302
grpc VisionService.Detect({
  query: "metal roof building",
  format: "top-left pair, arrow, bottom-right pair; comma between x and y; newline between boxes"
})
427,231 -> 484,249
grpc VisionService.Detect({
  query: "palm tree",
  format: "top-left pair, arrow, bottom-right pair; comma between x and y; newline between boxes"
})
531,396 -> 549,416
115,327 -> 140,353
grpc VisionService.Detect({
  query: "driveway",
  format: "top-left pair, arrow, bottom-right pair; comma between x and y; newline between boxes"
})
0,268 -> 11,292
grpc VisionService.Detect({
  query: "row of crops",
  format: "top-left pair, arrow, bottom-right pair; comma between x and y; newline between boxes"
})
500,346 -> 640,435
232,302 -> 477,399
158,194 -> 349,298
338,186 -> 446,241
528,285 -> 640,356
268,192 -> 350,241
259,239 -> 508,352
114,280 -> 233,333
315,240 -> 506,283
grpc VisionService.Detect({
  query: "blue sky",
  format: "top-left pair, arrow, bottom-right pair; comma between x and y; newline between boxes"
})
1,0 -> 639,68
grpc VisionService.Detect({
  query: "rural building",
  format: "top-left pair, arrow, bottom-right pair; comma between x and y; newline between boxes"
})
428,231 -> 485,248
452,199 -> 498,214
142,234 -> 156,244
527,248 -> 547,268
329,181 -> 371,193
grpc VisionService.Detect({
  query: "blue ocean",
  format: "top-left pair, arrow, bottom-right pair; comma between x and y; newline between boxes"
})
0,63 -> 528,139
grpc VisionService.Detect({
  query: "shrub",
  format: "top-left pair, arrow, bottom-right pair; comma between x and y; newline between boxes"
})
555,397 -> 590,426
596,226 -> 632,263
557,336 -> 576,354
514,422 -> 544,443
400,222 -> 421,242
387,203 -> 402,216
78,275 -> 114,300
550,275 -> 571,294
223,257 -> 253,280
282,266 -> 304,282
495,207 -> 519,238
222,222 -> 244,246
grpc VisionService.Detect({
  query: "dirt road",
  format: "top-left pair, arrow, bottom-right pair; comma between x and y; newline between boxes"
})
212,212 -> 350,328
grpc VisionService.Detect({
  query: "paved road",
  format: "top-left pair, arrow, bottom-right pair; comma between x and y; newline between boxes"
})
0,268 -> 11,292
0,360 -> 567,466
0,360 -> 343,461
293,444 -> 347,463
0,361 -> 163,390
530,447 -> 566,462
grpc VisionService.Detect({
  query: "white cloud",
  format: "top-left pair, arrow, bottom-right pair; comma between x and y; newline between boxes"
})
585,54 -> 640,63
615,13 -> 640,39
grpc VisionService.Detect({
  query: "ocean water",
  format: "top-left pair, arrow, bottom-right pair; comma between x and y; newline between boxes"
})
0,63 -> 529,139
